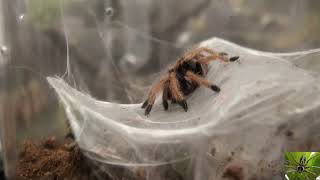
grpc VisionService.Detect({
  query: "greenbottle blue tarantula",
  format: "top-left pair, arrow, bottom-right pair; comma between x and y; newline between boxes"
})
142,47 -> 239,115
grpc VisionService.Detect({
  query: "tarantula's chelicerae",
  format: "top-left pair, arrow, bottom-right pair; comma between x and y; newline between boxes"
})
142,47 -> 239,115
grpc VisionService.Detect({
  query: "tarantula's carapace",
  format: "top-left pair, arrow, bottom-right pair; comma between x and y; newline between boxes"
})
142,47 -> 239,115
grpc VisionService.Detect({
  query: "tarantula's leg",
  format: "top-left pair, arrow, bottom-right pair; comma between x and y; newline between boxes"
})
185,71 -> 221,92
166,88 -> 176,104
196,47 -> 217,55
229,56 -> 240,62
197,47 -> 239,61
162,81 -> 170,110
197,55 -> 227,64
142,75 -> 169,115
141,100 -> 148,108
171,99 -> 177,104
197,53 -> 239,64
176,70 -> 192,89
169,72 -> 188,112
183,47 -> 216,60
195,62 -> 205,75
178,100 -> 188,112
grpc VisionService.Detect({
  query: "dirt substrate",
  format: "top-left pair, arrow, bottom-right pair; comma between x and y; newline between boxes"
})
15,137 -> 187,180
16,137 -> 149,180
16,137 -> 104,180
16,137 -> 244,180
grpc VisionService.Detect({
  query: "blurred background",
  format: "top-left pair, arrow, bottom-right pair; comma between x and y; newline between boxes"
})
1,0 -> 320,178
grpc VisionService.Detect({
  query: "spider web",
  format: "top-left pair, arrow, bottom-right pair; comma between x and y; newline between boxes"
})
43,0 -> 320,179
48,36 -> 320,179
1,0 -> 320,179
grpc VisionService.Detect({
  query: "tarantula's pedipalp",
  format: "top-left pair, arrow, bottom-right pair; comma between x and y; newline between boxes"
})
141,47 -> 239,115
185,71 -> 221,92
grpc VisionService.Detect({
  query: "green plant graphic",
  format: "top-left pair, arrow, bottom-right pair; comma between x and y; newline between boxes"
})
285,152 -> 320,180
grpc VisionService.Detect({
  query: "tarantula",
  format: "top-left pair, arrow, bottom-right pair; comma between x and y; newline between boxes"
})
142,47 -> 239,115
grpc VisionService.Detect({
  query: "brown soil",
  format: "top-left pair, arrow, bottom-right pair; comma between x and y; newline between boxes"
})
15,137 -> 187,180
222,163 -> 244,180
16,137 -> 94,180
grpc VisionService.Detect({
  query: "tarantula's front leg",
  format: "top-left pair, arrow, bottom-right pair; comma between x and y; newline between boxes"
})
182,47 -> 213,59
142,75 -> 169,115
197,52 -> 240,65
183,47 -> 239,64
169,72 -> 188,112
162,81 -> 170,110
196,47 -> 239,62
185,71 -> 221,92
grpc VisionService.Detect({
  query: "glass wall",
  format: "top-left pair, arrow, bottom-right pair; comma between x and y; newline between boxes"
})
1,0 -> 320,179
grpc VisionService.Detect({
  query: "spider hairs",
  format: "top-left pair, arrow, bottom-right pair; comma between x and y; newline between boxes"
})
142,47 -> 239,115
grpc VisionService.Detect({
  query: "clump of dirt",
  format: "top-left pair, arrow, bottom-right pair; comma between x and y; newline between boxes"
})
222,163 -> 244,180
16,137 -> 92,179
